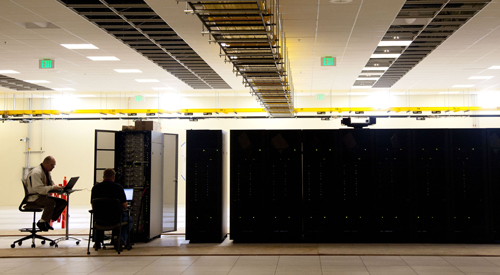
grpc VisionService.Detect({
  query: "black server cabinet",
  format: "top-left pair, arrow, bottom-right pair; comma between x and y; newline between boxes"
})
449,129 -> 488,242
230,130 -> 267,242
114,131 -> 163,243
266,130 -> 302,242
230,130 -> 302,242
374,129 -> 412,242
302,130 -> 339,242
411,129 -> 450,242
337,129 -> 376,242
186,130 -> 227,243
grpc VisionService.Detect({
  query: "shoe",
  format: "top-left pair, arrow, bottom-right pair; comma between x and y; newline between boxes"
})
36,221 -> 48,232
46,223 -> 54,230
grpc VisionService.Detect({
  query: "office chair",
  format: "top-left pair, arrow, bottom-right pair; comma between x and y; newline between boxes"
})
87,198 -> 131,254
11,180 -> 57,248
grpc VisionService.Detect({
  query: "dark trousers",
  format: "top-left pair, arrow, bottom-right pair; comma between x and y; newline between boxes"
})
34,195 -> 67,222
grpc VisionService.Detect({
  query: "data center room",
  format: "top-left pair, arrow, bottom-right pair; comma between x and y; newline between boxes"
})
3,0 -> 500,274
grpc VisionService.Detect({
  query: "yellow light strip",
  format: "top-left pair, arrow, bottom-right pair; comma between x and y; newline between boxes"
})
0,106 -> 495,116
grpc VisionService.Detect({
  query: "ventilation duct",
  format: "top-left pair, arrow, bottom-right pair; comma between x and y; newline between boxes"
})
57,0 -> 231,89
355,0 -> 492,88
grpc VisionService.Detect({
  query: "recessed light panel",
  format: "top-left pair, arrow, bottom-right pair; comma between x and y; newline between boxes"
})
87,56 -> 119,61
135,79 -> 160,83
356,77 -> 380,80
351,86 -> 372,89
114,69 -> 142,73
371,54 -> 401,58
452,85 -> 475,88
363,67 -> 389,71
0,70 -> 20,74
153,87 -> 174,90
488,66 -> 500,70
468,76 -> 494,80
378,41 -> 412,46
26,80 -> 50,84
61,44 -> 98,49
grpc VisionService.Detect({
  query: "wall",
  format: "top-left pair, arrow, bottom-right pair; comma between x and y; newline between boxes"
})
1,94 -> 500,207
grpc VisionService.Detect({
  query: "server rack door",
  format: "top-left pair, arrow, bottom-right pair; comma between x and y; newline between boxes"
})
163,133 -> 178,233
149,131 -> 164,240
94,130 -> 116,185
302,130 -> 339,242
374,129 -> 412,242
449,129 -> 488,242
230,130 -> 267,242
337,129 -> 376,242
487,129 -> 500,241
186,130 -> 226,243
265,130 -> 302,242
411,129 -> 450,242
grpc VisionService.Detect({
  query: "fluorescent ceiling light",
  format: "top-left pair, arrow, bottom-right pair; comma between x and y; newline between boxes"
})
61,44 -> 98,49
135,79 -> 160,83
0,70 -> 20,74
75,94 -> 97,98
488,66 -> 500,69
153,87 -> 174,90
351,86 -> 372,89
378,41 -> 412,47
468,76 -> 494,80
87,56 -> 119,61
347,92 -> 370,95
363,67 -> 389,71
114,69 -> 142,73
371,54 -> 401,58
357,77 -> 380,81
439,92 -> 460,94
452,85 -> 475,88
54,88 -> 75,91
25,80 -> 50,84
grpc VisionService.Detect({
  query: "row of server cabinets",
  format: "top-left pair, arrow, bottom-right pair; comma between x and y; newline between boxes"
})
228,129 -> 500,243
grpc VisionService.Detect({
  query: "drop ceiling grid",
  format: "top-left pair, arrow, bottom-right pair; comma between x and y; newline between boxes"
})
2,0 -> 196,93
392,1 -> 500,91
145,0 -> 245,91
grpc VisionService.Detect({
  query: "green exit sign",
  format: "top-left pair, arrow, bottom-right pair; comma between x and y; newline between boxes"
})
135,95 -> 144,102
39,59 -> 55,69
322,56 -> 336,66
316,94 -> 324,100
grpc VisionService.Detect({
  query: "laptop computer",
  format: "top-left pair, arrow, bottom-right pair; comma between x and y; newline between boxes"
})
63,177 -> 79,191
50,177 -> 80,194
124,188 -> 134,202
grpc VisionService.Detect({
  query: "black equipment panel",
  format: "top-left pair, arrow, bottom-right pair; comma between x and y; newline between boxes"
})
186,130 -> 227,243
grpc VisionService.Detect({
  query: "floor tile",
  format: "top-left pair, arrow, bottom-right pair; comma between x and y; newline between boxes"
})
443,257 -> 497,267
320,256 -> 364,266
361,256 -> 407,266
275,265 -> 322,274
278,256 -> 320,266
321,265 -> 368,272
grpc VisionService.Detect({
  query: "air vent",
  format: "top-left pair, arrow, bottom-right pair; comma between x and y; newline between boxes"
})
355,0 -> 492,89
0,75 -> 52,91
57,0 -> 231,90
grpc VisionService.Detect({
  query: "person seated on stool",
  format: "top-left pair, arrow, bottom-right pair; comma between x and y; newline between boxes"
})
25,156 -> 67,232
91,168 -> 133,246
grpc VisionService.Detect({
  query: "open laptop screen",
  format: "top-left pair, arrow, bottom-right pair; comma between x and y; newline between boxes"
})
124,188 -> 133,201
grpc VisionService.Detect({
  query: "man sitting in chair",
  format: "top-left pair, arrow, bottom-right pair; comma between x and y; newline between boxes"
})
25,156 -> 67,232
91,168 -> 134,246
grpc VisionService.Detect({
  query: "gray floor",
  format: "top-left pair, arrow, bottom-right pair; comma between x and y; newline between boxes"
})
2,206 -> 500,274
2,255 -> 500,275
